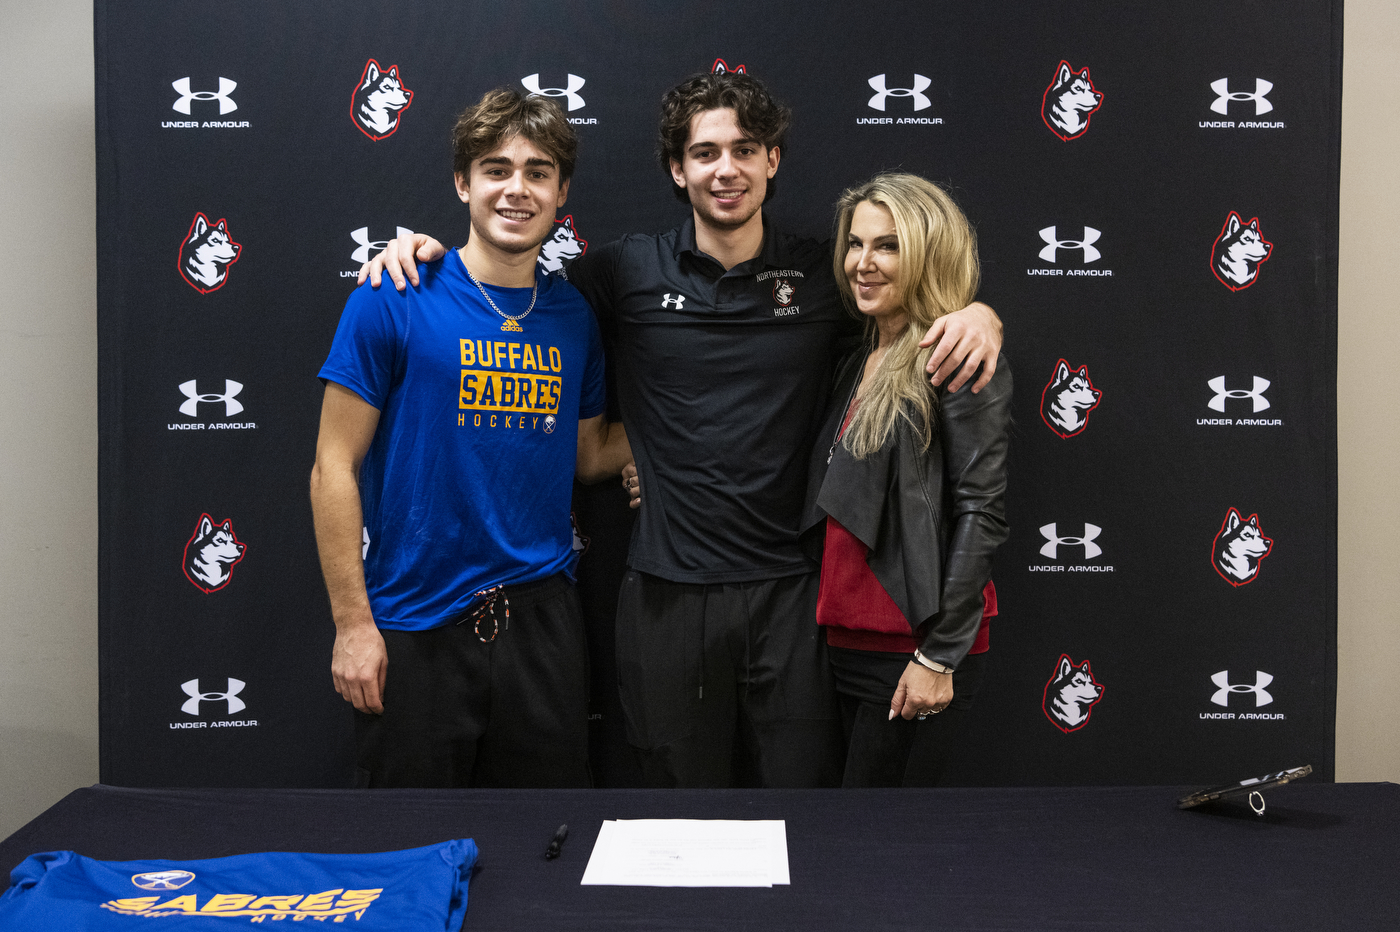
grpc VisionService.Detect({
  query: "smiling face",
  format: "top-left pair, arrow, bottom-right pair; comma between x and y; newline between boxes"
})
455,134 -> 570,260
669,107 -> 779,235
843,200 -> 905,323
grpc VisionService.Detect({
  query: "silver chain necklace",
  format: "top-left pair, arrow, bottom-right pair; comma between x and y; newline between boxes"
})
465,263 -> 537,333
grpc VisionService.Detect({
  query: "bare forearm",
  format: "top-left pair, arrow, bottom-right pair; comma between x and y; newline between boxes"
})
310,462 -> 375,631
576,420 -> 632,484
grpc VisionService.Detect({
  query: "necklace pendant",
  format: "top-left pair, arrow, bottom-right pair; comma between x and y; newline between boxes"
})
500,318 -> 524,333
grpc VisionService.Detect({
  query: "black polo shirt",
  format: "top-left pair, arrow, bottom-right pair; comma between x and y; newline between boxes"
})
565,216 -> 859,584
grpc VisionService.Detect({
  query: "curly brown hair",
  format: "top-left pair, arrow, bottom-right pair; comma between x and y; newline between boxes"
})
452,88 -> 577,182
657,72 -> 792,203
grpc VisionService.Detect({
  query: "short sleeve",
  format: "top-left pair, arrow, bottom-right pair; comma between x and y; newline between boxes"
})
317,282 -> 407,409
578,309 -> 606,420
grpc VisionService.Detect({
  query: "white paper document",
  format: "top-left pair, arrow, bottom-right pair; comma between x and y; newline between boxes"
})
579,819 -> 790,887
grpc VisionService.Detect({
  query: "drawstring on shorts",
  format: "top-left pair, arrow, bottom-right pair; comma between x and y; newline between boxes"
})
459,585 -> 510,643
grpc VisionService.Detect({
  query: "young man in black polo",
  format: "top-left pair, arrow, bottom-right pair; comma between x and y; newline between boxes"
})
362,71 -> 1003,788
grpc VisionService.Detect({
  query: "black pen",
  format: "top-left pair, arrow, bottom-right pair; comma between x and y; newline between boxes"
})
545,824 -> 568,860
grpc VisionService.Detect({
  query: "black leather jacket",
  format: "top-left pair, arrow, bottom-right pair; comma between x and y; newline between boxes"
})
801,352 -> 1012,669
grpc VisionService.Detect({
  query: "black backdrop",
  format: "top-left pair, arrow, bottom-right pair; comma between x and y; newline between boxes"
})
95,0 -> 1341,788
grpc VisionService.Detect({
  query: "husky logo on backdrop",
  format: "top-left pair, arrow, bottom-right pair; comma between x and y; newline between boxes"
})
868,74 -> 932,111
522,73 -> 586,111
1043,655 -> 1105,732
1211,670 -> 1274,707
1212,508 -> 1273,587
1041,61 -> 1103,140
181,678 -> 246,716
350,226 -> 415,265
1211,212 -> 1273,291
351,60 -> 413,140
179,379 -> 244,417
1040,359 -> 1102,438
132,871 -> 196,891
178,213 -> 241,294
1208,376 -> 1270,413
183,514 -> 247,593
1211,78 -> 1273,115
171,77 -> 237,114
712,58 -> 746,75
538,216 -> 588,272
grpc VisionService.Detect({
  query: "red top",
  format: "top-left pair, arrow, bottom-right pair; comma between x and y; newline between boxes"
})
815,395 -> 994,656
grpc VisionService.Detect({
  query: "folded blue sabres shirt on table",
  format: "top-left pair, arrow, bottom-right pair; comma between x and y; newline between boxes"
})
0,838 -> 477,930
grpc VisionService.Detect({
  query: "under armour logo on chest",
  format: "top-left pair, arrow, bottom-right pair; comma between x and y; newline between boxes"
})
661,293 -> 687,309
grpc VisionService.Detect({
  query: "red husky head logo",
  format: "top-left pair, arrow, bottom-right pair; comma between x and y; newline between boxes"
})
1042,61 -> 1104,141
183,514 -> 247,593
712,58 -> 746,75
537,215 -> 588,273
1040,359 -> 1102,438
1043,654 -> 1105,733
178,213 -> 241,294
1211,508 -> 1273,587
351,59 -> 413,140
1211,212 -> 1273,291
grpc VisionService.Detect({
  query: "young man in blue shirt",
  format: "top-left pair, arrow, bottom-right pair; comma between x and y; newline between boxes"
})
311,90 -> 631,788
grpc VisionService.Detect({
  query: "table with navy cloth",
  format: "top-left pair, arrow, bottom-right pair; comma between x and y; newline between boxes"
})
2,782 -> 1396,930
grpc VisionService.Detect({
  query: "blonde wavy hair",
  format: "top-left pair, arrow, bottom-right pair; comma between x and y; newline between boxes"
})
832,173 -> 980,458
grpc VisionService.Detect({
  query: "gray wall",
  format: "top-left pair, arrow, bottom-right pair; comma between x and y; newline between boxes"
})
1,0 -> 1395,840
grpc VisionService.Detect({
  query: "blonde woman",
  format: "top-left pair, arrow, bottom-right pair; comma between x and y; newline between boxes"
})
802,173 -> 1012,787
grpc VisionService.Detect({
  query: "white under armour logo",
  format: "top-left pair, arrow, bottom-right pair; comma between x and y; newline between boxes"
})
350,226 -> 414,264
1211,670 -> 1274,707
181,678 -> 246,715
521,73 -> 586,111
661,293 -> 686,309
867,74 -> 932,112
178,379 -> 244,417
172,77 -> 238,115
1040,523 -> 1102,559
1208,376 -> 1271,413
1210,78 -> 1273,116
1039,226 -> 1101,263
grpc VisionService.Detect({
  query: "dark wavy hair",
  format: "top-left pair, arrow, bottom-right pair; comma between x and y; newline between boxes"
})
656,72 -> 792,203
452,88 -> 577,182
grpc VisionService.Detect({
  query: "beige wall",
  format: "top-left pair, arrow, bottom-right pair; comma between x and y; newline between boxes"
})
1335,0 -> 1400,781
0,1 -> 1394,841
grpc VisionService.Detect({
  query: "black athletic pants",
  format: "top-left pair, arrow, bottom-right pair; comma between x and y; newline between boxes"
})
830,646 -> 988,788
354,574 -> 590,788
615,569 -> 845,788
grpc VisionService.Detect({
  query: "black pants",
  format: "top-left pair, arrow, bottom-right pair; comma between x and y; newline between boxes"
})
829,645 -> 988,788
355,574 -> 591,788
615,570 -> 845,788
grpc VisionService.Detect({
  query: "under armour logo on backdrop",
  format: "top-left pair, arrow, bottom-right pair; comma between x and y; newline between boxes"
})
172,77 -> 238,115
1210,78 -> 1273,115
522,73 -> 586,111
179,379 -> 244,417
350,226 -> 414,264
1208,376 -> 1271,413
1211,671 -> 1274,707
867,74 -> 932,111
1039,227 -> 1102,263
1040,523 -> 1102,559
661,293 -> 687,309
181,678 -> 246,715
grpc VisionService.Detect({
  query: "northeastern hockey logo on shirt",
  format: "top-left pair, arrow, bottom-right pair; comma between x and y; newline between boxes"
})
458,338 -> 564,431
757,268 -> 804,317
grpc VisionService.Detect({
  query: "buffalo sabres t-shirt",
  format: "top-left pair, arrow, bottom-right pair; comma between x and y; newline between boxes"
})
320,250 -> 605,631
0,839 -> 477,930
